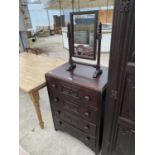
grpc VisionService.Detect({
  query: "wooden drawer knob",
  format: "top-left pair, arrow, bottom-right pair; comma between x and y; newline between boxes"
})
59,121 -> 62,125
84,112 -> 89,117
84,95 -> 90,101
69,90 -> 73,94
55,110 -> 61,115
85,136 -> 90,141
67,90 -> 75,95
51,84 -> 57,88
84,125 -> 89,130
54,98 -> 59,102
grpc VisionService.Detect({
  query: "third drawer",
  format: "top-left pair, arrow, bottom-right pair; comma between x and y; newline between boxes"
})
53,106 -> 96,137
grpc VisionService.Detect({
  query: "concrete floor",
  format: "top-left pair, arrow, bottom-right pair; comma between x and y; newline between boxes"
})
20,35 -> 110,155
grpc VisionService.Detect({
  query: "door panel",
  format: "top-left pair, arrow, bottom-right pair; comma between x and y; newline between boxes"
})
120,63 -> 135,121
112,125 -> 135,155
112,63 -> 135,155
101,0 -> 135,154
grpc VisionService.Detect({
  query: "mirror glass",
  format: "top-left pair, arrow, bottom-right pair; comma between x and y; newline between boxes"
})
72,13 -> 96,59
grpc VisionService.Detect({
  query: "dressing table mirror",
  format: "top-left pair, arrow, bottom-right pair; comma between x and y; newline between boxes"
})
67,11 -> 103,78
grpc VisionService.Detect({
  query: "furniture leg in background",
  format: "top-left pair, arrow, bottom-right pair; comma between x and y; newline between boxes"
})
19,53 -> 65,129
29,90 -> 44,129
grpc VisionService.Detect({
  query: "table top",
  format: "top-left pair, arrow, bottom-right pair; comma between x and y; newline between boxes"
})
46,63 -> 108,92
19,53 -> 65,93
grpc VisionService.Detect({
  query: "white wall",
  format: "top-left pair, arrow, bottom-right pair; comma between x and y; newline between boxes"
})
28,4 -> 60,30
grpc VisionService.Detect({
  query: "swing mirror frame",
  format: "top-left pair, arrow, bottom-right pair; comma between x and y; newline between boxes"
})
70,11 -> 98,60
67,10 -> 103,78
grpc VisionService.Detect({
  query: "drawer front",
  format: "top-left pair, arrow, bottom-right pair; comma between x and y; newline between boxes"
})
79,89 -> 99,108
47,77 -> 99,108
63,99 -> 80,113
50,94 -> 97,124
81,107 -> 97,124
50,93 -> 63,108
52,106 -> 96,137
63,98 -> 97,124
54,117 -> 96,151
52,106 -> 63,117
63,111 -> 96,137
61,84 -> 79,98
60,82 -> 99,108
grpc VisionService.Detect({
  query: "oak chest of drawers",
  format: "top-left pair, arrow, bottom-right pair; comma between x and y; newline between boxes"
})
45,63 -> 108,154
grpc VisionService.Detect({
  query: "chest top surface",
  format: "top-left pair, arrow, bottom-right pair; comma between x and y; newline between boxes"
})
46,63 -> 108,92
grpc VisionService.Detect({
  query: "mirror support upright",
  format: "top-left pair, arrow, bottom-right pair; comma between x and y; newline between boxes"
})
93,22 -> 103,78
67,23 -> 76,71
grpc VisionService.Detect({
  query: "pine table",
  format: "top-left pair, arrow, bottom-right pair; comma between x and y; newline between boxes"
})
19,53 -> 65,129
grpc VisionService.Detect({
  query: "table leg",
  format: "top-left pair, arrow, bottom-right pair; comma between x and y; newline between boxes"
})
29,90 -> 44,129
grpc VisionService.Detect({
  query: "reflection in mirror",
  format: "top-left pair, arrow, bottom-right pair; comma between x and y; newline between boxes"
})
73,14 -> 96,59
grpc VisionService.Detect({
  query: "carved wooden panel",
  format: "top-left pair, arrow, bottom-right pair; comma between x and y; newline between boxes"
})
113,125 -> 135,155
101,0 -> 135,155
120,63 -> 135,121
120,0 -> 130,13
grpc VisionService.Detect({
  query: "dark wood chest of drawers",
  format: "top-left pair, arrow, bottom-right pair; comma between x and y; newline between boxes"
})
45,63 -> 108,154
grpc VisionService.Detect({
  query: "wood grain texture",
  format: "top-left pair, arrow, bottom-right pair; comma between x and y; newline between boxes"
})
101,0 -> 135,154
19,53 -> 65,92
46,63 -> 108,154
29,90 -> 44,129
19,53 -> 65,129
46,63 -> 108,92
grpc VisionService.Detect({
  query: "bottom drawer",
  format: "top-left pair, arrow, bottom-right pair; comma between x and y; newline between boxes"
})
54,116 -> 96,151
63,111 -> 96,137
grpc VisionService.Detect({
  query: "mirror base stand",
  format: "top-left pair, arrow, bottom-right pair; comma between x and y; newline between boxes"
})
67,63 -> 76,71
93,69 -> 103,78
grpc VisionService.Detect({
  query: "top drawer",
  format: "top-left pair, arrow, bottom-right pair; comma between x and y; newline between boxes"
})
47,77 -> 100,108
61,84 -> 78,98
61,83 -> 99,108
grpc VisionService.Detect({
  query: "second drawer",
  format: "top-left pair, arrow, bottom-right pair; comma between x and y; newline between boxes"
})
51,94 -> 97,124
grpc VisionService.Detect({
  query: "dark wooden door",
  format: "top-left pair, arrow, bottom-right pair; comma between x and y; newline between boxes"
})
110,63 -> 135,155
102,0 -> 135,155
